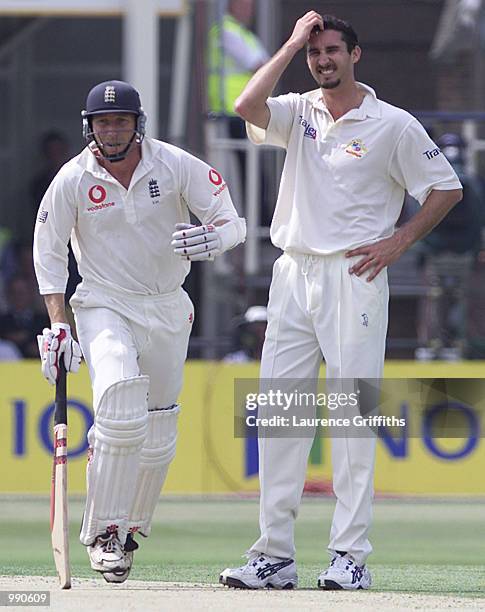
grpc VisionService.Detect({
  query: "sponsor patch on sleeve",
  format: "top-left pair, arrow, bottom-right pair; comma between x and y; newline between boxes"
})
208,168 -> 227,196
422,147 -> 441,160
209,168 -> 223,186
37,209 -> 48,223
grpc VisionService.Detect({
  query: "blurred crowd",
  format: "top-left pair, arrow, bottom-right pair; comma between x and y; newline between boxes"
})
0,131 -> 77,361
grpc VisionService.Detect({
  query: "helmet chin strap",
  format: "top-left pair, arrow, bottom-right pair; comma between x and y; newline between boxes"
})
95,132 -> 139,163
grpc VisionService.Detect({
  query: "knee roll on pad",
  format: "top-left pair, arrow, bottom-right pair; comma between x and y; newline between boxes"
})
128,404 -> 180,536
80,376 -> 149,546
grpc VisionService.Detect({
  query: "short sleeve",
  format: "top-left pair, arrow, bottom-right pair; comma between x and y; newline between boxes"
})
390,118 -> 462,205
246,93 -> 300,149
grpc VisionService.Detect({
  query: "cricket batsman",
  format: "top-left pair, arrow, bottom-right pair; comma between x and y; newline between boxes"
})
220,13 -> 462,590
34,80 -> 246,583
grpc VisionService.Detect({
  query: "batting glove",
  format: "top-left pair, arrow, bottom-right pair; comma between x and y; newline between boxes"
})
37,323 -> 82,385
171,219 -> 246,261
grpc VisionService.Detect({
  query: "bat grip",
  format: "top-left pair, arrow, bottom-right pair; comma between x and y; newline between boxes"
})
54,361 -> 67,426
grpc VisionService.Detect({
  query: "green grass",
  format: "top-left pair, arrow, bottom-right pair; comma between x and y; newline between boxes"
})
1,497 -> 484,596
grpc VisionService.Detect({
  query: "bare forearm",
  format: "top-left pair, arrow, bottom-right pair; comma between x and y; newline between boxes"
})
394,188 -> 463,251
234,10 -> 323,128
43,294 -> 68,325
346,188 -> 463,281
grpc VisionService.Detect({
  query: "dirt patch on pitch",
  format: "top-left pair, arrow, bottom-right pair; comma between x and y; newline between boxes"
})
0,576 -> 483,611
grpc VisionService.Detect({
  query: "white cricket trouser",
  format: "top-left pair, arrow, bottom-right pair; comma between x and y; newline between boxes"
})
249,251 -> 389,566
71,283 -> 193,409
71,283 -> 193,542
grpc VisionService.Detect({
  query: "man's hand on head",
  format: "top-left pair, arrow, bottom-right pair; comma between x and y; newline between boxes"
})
286,11 -> 324,50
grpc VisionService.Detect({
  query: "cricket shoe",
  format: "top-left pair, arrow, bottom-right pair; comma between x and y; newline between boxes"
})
87,531 -> 126,574
220,553 -> 297,589
317,553 -> 371,590
103,533 -> 139,584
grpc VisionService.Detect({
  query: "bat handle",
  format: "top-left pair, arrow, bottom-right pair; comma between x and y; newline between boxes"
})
55,360 -> 67,426
56,361 -> 67,395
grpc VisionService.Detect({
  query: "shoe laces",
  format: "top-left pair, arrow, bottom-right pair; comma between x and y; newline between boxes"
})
243,552 -> 270,568
329,554 -> 366,584
238,552 -> 270,571
247,553 -> 291,573
98,533 -> 121,554
251,555 -> 267,568
330,554 -> 355,571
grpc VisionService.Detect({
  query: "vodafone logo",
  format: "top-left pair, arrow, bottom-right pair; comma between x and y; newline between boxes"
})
88,185 -> 107,204
208,169 -> 223,186
87,184 -> 115,212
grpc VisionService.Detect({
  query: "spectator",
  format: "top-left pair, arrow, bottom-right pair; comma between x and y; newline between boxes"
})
31,131 -> 70,214
207,0 -> 270,220
207,0 -> 269,127
224,305 -> 267,362
0,276 -> 49,358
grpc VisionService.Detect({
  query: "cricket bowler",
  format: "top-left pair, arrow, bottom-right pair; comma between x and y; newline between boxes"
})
220,13 -> 462,590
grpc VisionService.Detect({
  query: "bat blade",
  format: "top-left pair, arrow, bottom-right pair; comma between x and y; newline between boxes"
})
50,363 -> 71,589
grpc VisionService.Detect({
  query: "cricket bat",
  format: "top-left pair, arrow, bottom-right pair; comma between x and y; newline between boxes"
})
50,361 -> 71,589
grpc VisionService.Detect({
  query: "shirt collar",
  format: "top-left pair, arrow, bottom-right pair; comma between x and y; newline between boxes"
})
83,137 -> 155,180
307,82 -> 381,120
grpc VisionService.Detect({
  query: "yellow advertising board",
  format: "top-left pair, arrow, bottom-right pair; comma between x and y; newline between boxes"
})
1,361 -> 484,496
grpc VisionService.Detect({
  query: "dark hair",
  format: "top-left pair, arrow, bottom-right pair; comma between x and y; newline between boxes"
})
321,14 -> 359,53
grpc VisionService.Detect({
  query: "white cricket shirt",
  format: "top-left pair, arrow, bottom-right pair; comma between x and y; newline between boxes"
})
247,83 -> 462,254
33,138 -> 242,296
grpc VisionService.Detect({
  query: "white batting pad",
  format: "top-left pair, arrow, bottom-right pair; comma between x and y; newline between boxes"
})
128,404 -> 180,536
80,376 -> 149,546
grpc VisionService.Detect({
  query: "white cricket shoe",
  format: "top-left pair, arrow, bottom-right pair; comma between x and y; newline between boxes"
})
87,531 -> 126,574
317,553 -> 371,590
103,533 -> 139,584
220,553 -> 297,589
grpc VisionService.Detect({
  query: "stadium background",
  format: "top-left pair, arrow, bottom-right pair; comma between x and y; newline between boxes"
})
0,0 -> 484,605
